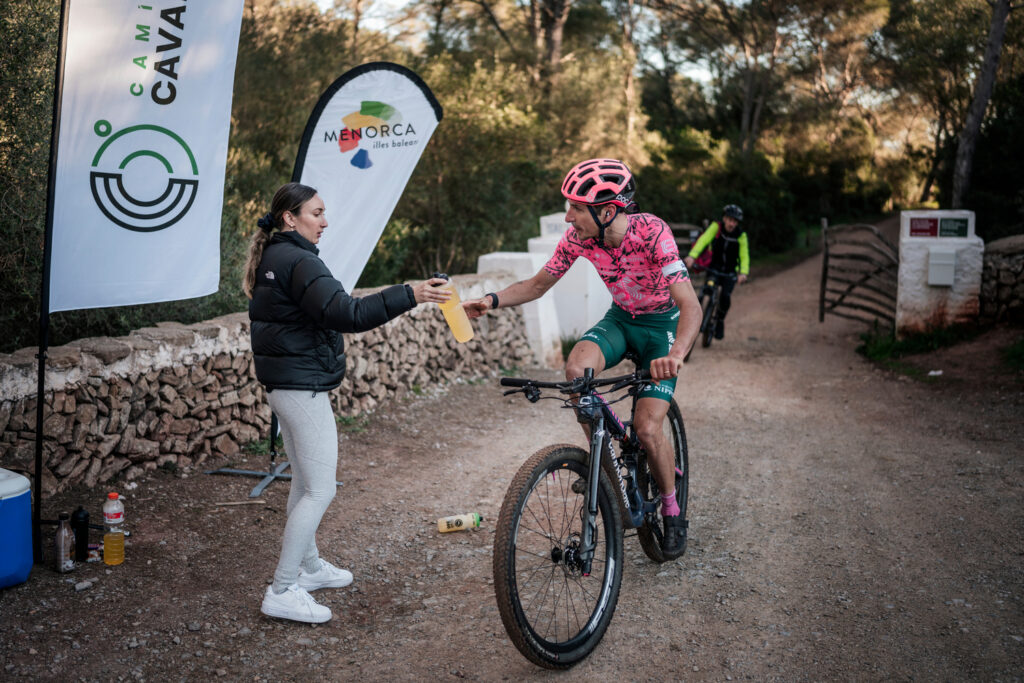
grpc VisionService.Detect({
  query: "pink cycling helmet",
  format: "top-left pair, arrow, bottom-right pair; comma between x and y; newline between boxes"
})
561,159 -> 636,207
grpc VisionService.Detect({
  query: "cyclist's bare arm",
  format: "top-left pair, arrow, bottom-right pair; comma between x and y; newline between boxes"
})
463,268 -> 559,319
649,281 -> 701,380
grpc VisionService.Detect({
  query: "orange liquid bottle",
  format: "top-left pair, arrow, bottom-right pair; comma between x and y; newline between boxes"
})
102,492 -> 125,566
434,274 -> 474,343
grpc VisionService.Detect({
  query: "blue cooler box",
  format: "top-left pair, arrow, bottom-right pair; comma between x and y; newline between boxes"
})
0,468 -> 32,589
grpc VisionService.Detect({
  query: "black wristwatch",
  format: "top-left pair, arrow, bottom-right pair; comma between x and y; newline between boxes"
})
485,292 -> 499,309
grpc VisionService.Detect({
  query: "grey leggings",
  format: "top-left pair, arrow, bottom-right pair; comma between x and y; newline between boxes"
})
267,389 -> 338,593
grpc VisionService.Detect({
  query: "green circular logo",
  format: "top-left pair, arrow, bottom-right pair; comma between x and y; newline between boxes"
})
89,120 -> 199,232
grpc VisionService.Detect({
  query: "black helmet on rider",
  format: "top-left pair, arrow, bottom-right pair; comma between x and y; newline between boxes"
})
723,204 -> 743,222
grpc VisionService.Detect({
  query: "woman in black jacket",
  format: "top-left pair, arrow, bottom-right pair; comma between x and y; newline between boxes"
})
243,182 -> 448,623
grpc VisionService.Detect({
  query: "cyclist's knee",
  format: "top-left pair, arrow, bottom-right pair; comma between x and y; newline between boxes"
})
565,341 -> 604,380
633,413 -> 662,445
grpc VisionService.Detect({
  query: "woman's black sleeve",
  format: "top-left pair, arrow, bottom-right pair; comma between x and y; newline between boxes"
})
290,255 -> 416,332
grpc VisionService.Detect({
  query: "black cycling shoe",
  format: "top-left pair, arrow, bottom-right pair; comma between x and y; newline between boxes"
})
714,318 -> 725,340
661,515 -> 688,559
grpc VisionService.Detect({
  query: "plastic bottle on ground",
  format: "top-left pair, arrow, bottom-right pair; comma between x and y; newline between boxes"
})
432,273 -> 474,343
102,492 -> 125,566
55,512 -> 75,573
437,512 -> 483,533
71,505 -> 90,562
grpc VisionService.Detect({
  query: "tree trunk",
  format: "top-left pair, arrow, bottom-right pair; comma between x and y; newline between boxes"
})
621,0 -> 639,149
543,0 -> 573,89
350,0 -> 363,63
951,0 -> 1013,208
739,45 -> 756,155
919,113 -> 946,204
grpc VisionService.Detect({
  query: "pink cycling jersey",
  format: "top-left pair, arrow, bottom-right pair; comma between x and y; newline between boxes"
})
543,213 -> 689,315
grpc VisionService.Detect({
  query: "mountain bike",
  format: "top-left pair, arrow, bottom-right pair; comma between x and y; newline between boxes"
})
492,365 -> 689,669
695,267 -> 738,349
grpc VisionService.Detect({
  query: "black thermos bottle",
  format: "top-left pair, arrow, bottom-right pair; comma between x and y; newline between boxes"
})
70,506 -> 90,561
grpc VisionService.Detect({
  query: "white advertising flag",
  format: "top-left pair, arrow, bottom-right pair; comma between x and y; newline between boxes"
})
292,63 -> 443,289
48,1 -> 244,312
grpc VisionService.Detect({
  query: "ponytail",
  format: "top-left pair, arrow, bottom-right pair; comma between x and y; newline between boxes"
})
240,182 -> 318,299
242,227 -> 272,299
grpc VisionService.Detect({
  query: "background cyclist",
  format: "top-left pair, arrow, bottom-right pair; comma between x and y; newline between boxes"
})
464,158 -> 701,558
684,204 -> 749,340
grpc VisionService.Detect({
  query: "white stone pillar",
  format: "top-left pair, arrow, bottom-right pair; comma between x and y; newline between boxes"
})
476,253 -> 563,368
896,210 -> 984,336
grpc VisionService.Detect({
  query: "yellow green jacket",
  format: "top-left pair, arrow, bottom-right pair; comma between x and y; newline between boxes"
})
688,221 -> 749,275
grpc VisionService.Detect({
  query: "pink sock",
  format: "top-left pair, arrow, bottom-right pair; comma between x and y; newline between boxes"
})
661,493 -> 680,517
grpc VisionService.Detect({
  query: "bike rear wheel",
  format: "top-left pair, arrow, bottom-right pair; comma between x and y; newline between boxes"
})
493,444 -> 624,669
635,399 -> 690,562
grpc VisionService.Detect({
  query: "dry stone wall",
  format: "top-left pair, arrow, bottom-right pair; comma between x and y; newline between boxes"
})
0,274 -> 531,498
982,235 -> 1024,323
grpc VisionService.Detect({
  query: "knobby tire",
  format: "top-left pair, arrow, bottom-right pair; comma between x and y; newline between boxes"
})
634,399 -> 689,562
492,444 -> 624,669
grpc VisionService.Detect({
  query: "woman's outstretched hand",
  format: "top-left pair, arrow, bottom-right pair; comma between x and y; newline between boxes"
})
412,278 -> 452,305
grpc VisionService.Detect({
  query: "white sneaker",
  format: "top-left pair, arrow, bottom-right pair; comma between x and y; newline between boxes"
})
260,584 -> 332,623
297,558 -> 354,591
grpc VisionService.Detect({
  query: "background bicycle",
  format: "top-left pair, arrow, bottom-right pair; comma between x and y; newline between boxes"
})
695,267 -> 739,350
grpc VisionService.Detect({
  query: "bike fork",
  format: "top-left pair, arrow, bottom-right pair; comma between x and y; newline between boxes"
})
579,420 -> 606,576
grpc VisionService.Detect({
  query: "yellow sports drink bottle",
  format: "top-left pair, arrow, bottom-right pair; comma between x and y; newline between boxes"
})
437,512 -> 483,533
433,273 -> 474,343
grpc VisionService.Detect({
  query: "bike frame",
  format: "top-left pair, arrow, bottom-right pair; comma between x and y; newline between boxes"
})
700,267 -> 738,306
573,370 -> 658,574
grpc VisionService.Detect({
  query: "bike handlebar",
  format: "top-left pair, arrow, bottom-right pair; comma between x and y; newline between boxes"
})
703,267 -> 739,280
500,368 -> 652,395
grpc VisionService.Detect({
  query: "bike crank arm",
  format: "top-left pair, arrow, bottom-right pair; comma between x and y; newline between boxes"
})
626,486 -> 647,528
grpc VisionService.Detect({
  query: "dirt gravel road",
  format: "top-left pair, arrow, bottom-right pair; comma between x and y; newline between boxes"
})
3,234 -> 1023,681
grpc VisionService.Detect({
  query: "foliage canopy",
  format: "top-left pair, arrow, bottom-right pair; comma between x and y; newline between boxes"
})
1,0 -> 1021,353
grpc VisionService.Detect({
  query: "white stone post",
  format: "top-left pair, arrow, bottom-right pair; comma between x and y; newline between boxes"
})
475,253 -> 563,368
896,210 -> 985,336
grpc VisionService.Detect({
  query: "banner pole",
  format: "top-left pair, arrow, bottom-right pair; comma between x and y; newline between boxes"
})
33,0 -> 72,563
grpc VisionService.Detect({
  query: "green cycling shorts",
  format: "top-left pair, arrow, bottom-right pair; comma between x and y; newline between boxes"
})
579,305 -> 679,402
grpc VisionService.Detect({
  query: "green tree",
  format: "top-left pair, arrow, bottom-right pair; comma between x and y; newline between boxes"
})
872,0 -> 993,203
363,56 -> 560,281
0,0 -> 58,352
951,0 -> 1023,208
650,0 -> 797,157
939,74 -> 1024,239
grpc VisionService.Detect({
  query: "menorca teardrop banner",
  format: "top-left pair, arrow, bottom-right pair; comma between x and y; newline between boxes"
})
291,62 -> 443,289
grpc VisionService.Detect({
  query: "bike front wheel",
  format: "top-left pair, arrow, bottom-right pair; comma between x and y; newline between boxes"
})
701,290 -> 717,348
493,444 -> 624,669
635,398 -> 690,562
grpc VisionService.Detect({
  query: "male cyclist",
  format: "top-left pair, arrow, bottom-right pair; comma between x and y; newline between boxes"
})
684,204 -> 749,340
464,159 -> 701,558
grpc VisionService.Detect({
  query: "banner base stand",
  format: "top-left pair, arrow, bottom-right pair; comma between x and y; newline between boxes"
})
204,414 -> 342,497
205,461 -> 345,498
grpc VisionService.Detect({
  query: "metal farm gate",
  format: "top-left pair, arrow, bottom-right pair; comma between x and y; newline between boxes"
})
819,221 -> 899,329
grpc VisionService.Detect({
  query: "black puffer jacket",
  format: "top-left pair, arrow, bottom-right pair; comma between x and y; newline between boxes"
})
249,231 -> 416,391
